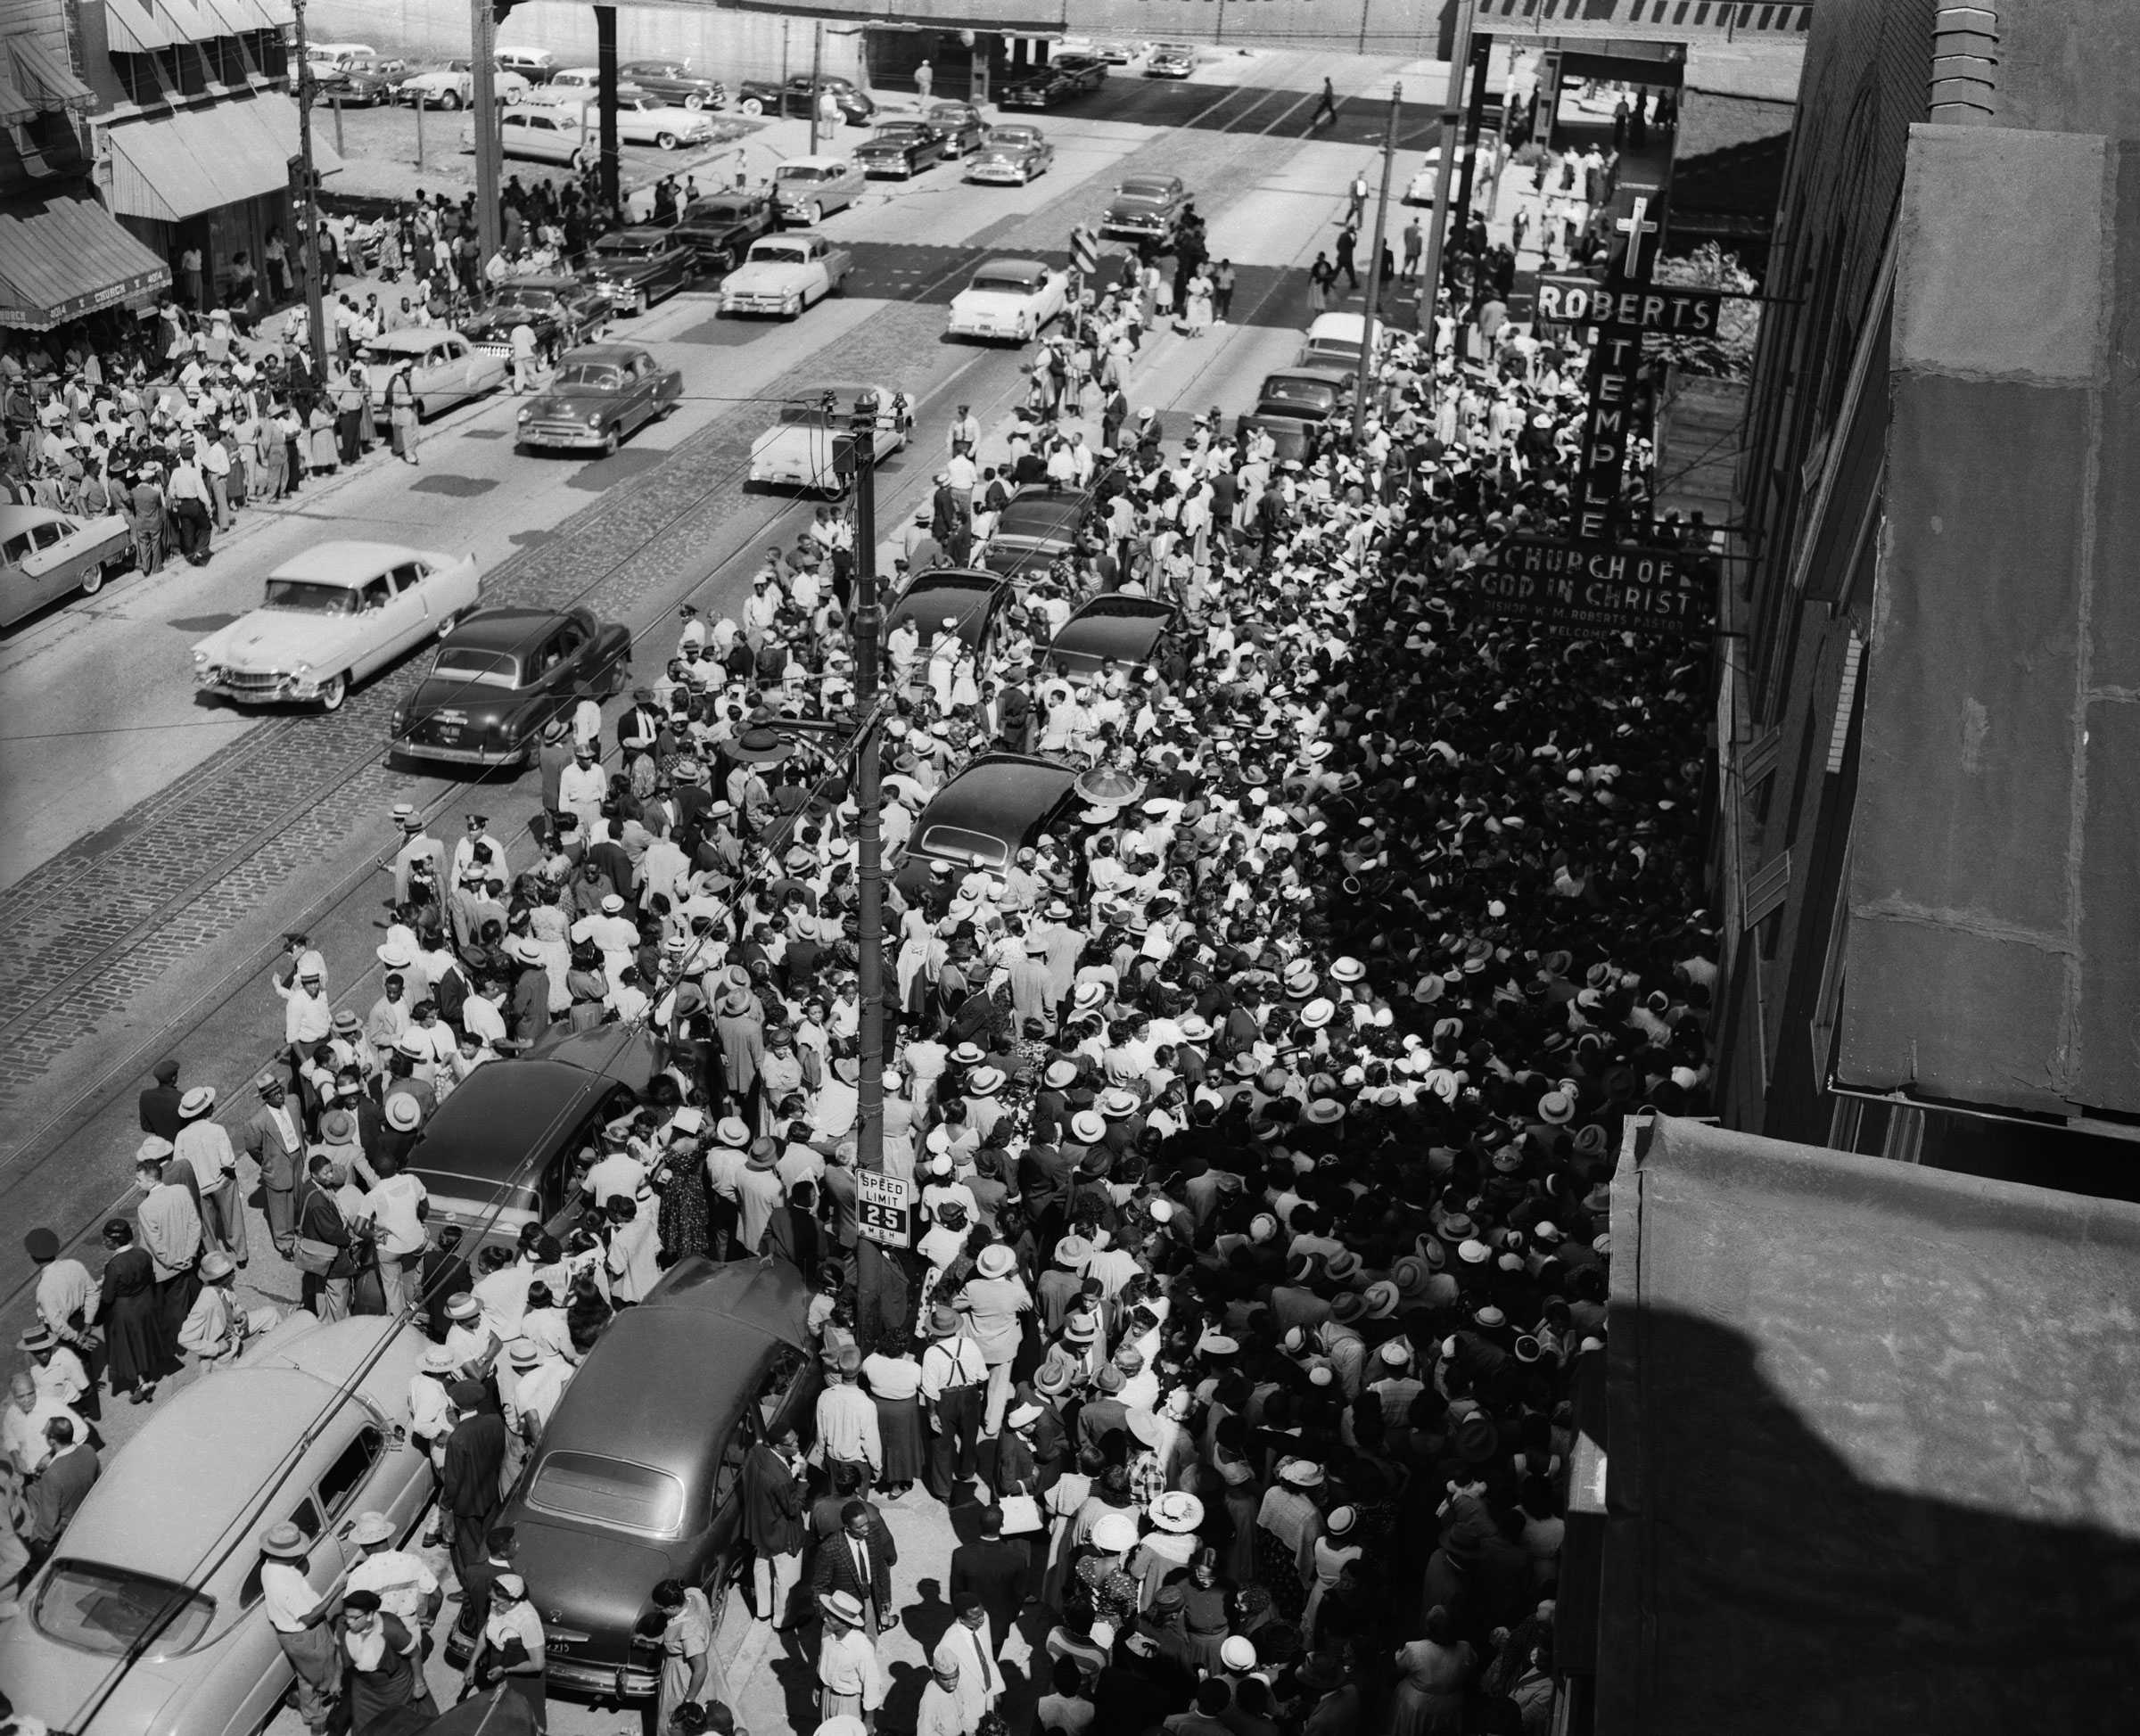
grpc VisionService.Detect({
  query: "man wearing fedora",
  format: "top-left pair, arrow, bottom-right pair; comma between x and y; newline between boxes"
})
815,1586 -> 885,1727
919,1303 -> 988,1505
173,1082 -> 246,1266
238,1071 -> 307,1257
258,1522 -> 342,1734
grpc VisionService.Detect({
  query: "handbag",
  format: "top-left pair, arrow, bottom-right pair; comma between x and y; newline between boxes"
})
996,1494 -> 1043,1536
290,1236 -> 341,1276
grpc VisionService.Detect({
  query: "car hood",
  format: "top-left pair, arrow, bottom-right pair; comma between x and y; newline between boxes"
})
969,146 -> 1027,164
725,260 -> 806,289
853,137 -> 910,155
1107,198 -> 1167,219
584,257 -> 663,282
0,1608 -> 192,1735
461,309 -> 534,339
508,1513 -> 690,1653
524,389 -> 615,416
194,610 -> 355,668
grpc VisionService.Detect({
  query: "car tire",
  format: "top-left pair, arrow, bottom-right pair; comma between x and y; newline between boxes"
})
435,610 -> 461,640
81,562 -> 108,596
631,287 -> 648,315
318,673 -> 349,712
440,89 -> 461,110
567,148 -> 586,172
684,92 -> 704,110
805,201 -> 824,226
603,425 -> 621,456
740,96 -> 763,116
657,130 -> 679,150
411,397 -> 426,422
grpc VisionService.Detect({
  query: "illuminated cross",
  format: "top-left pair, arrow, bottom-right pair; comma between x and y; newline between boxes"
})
1616,196 -> 1659,282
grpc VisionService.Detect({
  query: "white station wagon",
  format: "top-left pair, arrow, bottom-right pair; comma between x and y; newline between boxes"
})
193,539 -> 482,712
946,256 -> 1068,344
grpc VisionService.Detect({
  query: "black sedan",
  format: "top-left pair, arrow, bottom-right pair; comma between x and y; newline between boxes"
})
315,58 -> 407,104
462,275 -> 610,363
580,227 -> 696,314
923,101 -> 986,156
1043,594 -> 1178,682
736,73 -> 874,123
1000,63 -> 1100,110
621,57 -> 725,110
1100,173 -> 1189,248
496,1260 -> 819,1699
983,485 -> 1094,581
672,189 -> 776,275
854,121 -> 950,178
391,605 -> 630,767
893,752 -> 1082,898
885,568 -> 1014,658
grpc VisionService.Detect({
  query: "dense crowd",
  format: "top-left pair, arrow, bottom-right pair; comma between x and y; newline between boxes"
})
5,185 -> 1717,1736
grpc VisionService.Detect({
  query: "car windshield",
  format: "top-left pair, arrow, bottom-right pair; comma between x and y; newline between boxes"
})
684,201 -> 750,223
35,1561 -> 215,1658
527,1450 -> 685,1535
752,243 -> 811,265
775,166 -> 832,185
918,825 -> 1009,868
597,238 -> 659,259
555,363 -> 623,391
1120,180 -> 1172,200
261,579 -> 358,613
983,128 -> 1035,146
1263,379 -> 1338,411
971,271 -> 1039,296
431,647 -> 521,688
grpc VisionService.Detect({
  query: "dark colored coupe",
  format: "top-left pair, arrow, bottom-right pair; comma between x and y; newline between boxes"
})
922,101 -> 986,156
854,120 -> 950,178
736,73 -> 874,123
998,58 -> 1105,110
580,227 -> 696,314
885,568 -> 1014,658
462,275 -> 610,362
893,753 -> 1082,897
620,58 -> 726,110
1043,594 -> 1177,681
1100,173 -> 1189,247
391,604 -> 630,766
671,189 -> 776,274
516,342 -> 682,454
497,1260 -> 819,1699
982,485 -> 1094,581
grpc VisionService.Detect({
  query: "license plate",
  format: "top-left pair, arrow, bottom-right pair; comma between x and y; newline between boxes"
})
436,724 -> 462,742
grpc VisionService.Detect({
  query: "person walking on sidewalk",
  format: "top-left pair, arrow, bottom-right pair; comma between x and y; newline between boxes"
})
915,59 -> 934,105
1313,77 -> 1338,128
1334,225 -> 1360,292
1346,170 -> 1369,228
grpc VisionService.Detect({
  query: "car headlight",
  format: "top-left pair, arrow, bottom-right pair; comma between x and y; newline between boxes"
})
391,707 -> 407,732
193,650 -> 209,668
293,662 -> 310,678
587,412 -> 603,426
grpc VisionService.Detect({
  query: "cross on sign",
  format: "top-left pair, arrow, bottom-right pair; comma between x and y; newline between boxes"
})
1616,196 -> 1659,282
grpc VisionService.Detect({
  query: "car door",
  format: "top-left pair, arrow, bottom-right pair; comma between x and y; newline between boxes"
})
382,560 -> 435,660
224,1489 -> 331,1736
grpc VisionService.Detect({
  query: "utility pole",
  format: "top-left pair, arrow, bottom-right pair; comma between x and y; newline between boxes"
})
807,19 -> 824,153
1452,34 -> 1492,254
288,0 -> 328,376
848,407 -> 885,1180
596,5 -> 620,217
1416,0 -> 1477,347
471,0 -> 500,272
1352,82 -> 1400,443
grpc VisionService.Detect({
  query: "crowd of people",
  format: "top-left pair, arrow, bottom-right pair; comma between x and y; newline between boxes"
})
5,155 -> 1719,1736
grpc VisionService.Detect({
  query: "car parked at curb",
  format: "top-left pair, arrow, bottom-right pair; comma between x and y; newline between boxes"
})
401,59 -> 528,109
514,342 -> 682,454
355,328 -> 509,426
982,485 -> 1094,581
891,752 -> 1082,897
621,57 -> 726,109
0,502 -> 132,629
964,123 -> 1054,185
313,56 -> 408,104
0,1317 -> 433,1736
736,73 -> 874,123
672,189 -> 777,274
393,605 -> 633,767
1000,61 -> 1103,110
1041,593 -> 1178,682
854,120 -> 949,179
193,540 -> 482,712
1145,42 -> 1198,78
496,45 -> 558,83
482,105 -> 590,168
946,257 -> 1067,343
461,275 -> 611,363
580,227 -> 696,312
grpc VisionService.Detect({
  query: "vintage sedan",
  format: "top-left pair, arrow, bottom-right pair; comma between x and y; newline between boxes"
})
1043,594 -> 1177,682
1054,53 -> 1110,92
393,605 -> 631,767
892,752 -> 1082,898
922,101 -> 986,156
749,381 -> 907,493
462,274 -> 610,362
476,1260 -> 818,1699
736,72 -> 874,123
515,342 -> 682,454
1100,173 -> 1189,247
0,502 -> 131,629
719,233 -> 852,317
672,189 -> 776,274
355,328 -> 508,426
314,55 -> 408,103
964,123 -> 1054,185
854,120 -> 949,179
193,541 -> 482,712
580,227 -> 696,313
770,155 -> 867,226
1146,42 -> 1199,77
999,65 -> 1078,110
621,57 -> 726,109
606,90 -> 716,150
0,1318 -> 433,1736
400,59 -> 528,108
885,569 -> 1013,660
946,257 -> 1067,343
983,485 -> 1093,581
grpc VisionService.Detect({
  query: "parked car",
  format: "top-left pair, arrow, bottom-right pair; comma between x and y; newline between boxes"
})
1042,594 -> 1177,682
770,154 -> 866,226
983,485 -> 1093,580
964,123 -> 1054,185
580,227 -> 696,312
1100,173 -> 1189,247
393,605 -> 632,767
854,120 -> 949,179
999,66 -> 1079,110
193,540 -> 482,712
719,233 -> 852,317
399,1039 -> 645,1239
476,1259 -> 817,1699
1053,54 -> 1109,91
518,64 -> 605,107
402,59 -> 529,109
606,90 -> 716,149
922,101 -> 985,155
885,569 -> 1013,660
462,274 -> 611,362
0,502 -> 131,629
1145,42 -> 1198,77
314,55 -> 407,104
356,328 -> 509,425
672,188 -> 776,274
946,257 -> 1067,343
496,45 -> 558,83
1058,37 -> 1148,64
621,57 -> 725,109
748,381 -> 908,493
736,73 -> 874,123
484,105 -> 590,167
1297,310 -> 1384,369
515,342 -> 682,454
0,1318 -> 433,1736
892,752 -> 1082,897
306,40 -> 377,69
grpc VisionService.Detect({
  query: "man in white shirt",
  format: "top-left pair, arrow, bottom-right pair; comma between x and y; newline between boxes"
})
357,1149 -> 429,1313
259,1524 -> 341,1736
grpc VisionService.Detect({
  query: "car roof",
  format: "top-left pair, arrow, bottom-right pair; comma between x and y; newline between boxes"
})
602,226 -> 673,243
55,1320 -> 419,1582
558,342 -> 650,365
362,328 -> 461,353
972,257 -> 1050,279
1264,366 -> 1352,389
1050,596 -> 1175,673
999,487 -> 1089,526
1306,311 -> 1377,341
0,504 -> 68,536
643,1254 -> 811,1341
441,605 -> 580,653
267,540 -> 442,584
781,154 -> 846,170
916,753 -> 1080,840
403,1057 -> 618,1190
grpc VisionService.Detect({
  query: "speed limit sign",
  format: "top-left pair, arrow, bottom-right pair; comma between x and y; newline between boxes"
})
857,1170 -> 913,1250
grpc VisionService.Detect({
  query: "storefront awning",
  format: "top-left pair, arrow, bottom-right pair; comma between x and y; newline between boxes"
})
99,93 -> 341,225
8,35 -> 99,113
1600,1115 -> 2140,1736
101,0 -> 178,53
0,187 -> 172,329
0,74 -> 36,127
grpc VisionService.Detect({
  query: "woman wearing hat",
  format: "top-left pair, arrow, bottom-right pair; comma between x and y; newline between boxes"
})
462,1569 -> 548,1724
1069,1508 -> 1143,1647
1300,1503 -> 1362,1646
1253,1459 -> 1324,1626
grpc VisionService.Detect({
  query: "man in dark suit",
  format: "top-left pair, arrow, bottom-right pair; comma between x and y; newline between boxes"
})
26,1417 -> 100,1561
440,1382 -> 507,1591
742,1429 -> 808,1628
809,1498 -> 896,1635
138,1058 -> 184,1141
949,1505 -> 1028,1650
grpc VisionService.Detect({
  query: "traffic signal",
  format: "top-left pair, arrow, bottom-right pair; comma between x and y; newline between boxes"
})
491,0 -> 519,23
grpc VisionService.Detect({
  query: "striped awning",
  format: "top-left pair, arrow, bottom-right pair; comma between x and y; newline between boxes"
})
7,35 -> 98,113
99,92 -> 341,223
0,72 -> 36,127
0,187 -> 171,330
102,0 -> 178,54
